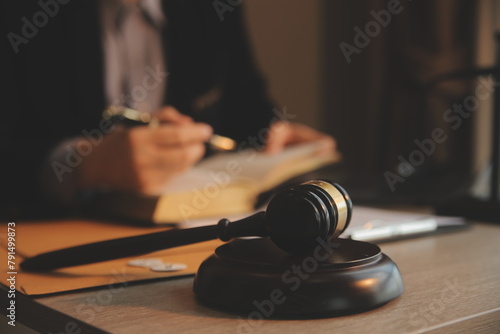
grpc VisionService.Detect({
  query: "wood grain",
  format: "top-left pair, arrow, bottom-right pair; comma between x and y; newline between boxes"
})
28,223 -> 500,333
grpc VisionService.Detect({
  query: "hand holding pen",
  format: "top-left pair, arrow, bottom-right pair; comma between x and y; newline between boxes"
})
72,106 -> 235,195
103,106 -> 237,152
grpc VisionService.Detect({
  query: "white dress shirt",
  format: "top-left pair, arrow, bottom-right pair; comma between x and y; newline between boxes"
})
99,0 -> 167,114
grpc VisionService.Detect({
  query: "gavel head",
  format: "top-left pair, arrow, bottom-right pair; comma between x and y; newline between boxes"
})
265,180 -> 352,254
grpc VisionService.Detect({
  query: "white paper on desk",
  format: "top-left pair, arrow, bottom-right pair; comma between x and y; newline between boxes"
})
344,206 -> 467,241
179,206 -> 467,242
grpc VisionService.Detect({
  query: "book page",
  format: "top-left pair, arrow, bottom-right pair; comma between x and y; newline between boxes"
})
153,142 -> 339,223
161,142 -> 339,194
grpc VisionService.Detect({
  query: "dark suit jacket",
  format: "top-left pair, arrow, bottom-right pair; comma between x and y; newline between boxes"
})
1,0 -> 275,219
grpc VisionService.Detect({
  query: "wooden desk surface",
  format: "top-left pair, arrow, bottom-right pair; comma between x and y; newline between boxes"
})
12,223 -> 500,333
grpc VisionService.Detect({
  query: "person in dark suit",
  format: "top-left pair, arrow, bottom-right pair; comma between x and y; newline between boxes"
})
1,0 -> 335,219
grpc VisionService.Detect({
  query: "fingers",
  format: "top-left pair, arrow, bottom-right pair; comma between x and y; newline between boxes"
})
134,144 -> 203,194
127,126 -> 208,194
134,144 -> 204,195
315,136 -> 337,155
287,123 -> 337,153
286,123 -> 326,143
265,121 -> 291,154
127,124 -> 210,173
149,106 -> 213,145
133,140 -> 206,170
156,143 -> 206,170
264,121 -> 337,154
152,123 -> 213,146
154,106 -> 193,124
154,106 -> 191,123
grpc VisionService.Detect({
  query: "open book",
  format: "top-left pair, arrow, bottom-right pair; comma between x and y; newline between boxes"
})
84,142 -> 340,224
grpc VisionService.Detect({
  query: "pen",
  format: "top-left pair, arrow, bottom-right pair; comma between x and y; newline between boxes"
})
103,106 -> 237,151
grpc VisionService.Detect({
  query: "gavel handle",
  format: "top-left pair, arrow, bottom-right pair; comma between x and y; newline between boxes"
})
20,225 -> 218,271
20,212 -> 267,272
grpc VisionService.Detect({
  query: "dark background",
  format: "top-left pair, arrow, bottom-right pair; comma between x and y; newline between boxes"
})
244,0 -> 496,206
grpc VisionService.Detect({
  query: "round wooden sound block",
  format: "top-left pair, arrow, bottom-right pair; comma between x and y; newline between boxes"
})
194,238 -> 404,317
